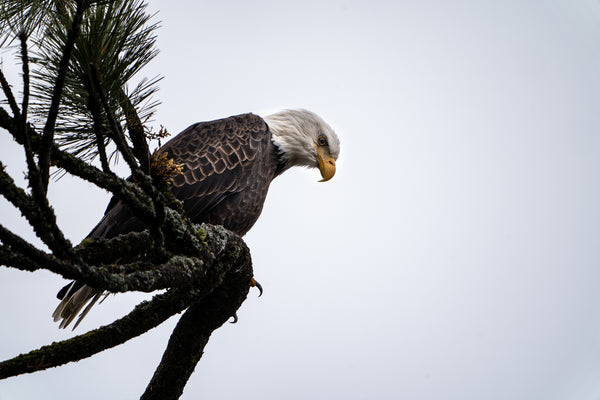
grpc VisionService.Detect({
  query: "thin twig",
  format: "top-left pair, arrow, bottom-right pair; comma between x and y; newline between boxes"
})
95,127 -> 112,172
0,165 -> 75,260
52,147 -> 156,221
119,88 -> 151,173
88,64 -> 165,244
89,63 -> 140,175
17,33 -> 45,203
0,108 -> 156,223
39,0 -> 87,193
88,64 -> 168,253
19,32 -> 29,122
0,68 -> 21,120
84,72 -> 112,172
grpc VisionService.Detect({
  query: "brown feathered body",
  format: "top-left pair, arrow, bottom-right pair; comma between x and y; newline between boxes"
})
53,113 -> 284,328
89,113 -> 282,239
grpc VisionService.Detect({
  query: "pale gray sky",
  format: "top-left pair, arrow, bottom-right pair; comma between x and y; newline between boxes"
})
2,1 -> 600,399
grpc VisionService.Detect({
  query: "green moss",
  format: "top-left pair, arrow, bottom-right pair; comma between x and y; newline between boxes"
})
195,228 -> 207,242
78,238 -> 93,248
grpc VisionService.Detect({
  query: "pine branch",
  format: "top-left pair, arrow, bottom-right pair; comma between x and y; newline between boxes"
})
17,33 -> 46,211
0,222 -> 248,294
86,79 -> 112,172
39,0 -> 88,193
19,32 -> 29,122
89,62 -> 140,175
0,163 -> 75,260
0,245 -> 36,272
0,1 -> 56,47
0,224 -> 75,274
0,68 -> 21,120
0,3 -> 257,399
119,87 -> 151,173
31,0 -> 162,165
0,107 -> 157,225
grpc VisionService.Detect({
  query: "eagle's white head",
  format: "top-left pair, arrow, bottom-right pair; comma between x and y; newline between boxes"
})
264,109 -> 340,181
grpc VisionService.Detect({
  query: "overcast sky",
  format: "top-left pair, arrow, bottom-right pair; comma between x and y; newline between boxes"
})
2,1 -> 600,399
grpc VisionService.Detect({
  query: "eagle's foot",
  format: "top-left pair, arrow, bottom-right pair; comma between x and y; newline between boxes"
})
250,277 -> 263,297
228,278 -> 262,324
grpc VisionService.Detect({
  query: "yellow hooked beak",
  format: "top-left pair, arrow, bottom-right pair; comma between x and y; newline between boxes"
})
316,145 -> 336,182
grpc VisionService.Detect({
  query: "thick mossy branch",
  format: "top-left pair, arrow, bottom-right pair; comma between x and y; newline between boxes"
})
75,231 -> 154,264
0,223 -> 79,275
78,223 -> 250,294
1,222 -> 249,295
0,245 -> 36,271
142,257 -> 252,400
0,224 -> 253,379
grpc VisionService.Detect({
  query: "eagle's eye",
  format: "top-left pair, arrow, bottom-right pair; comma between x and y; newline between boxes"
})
317,135 -> 328,147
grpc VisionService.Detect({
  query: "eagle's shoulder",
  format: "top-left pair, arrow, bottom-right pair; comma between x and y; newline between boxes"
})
157,113 -> 278,222
160,113 -> 269,177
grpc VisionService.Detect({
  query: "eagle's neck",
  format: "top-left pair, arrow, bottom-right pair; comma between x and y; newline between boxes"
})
271,139 -> 289,177
264,115 -> 315,173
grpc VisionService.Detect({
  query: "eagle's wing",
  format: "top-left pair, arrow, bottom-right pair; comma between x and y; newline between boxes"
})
163,113 -> 270,223
88,113 -> 272,239
55,114 -> 273,321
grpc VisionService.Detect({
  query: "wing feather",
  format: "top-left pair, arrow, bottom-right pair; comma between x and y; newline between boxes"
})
89,113 -> 275,238
55,113 -> 279,329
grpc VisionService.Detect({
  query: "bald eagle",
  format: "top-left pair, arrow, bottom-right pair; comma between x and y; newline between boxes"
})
53,109 -> 340,329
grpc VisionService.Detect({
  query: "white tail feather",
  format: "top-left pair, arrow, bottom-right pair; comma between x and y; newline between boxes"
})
52,284 -> 103,330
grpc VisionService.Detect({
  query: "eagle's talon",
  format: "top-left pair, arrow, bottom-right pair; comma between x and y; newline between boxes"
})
250,278 -> 263,297
229,313 -> 238,324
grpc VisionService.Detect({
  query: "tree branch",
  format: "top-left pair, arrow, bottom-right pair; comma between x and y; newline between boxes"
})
75,224 -> 251,295
142,253 -> 252,400
0,107 -> 157,225
1,220 -> 249,295
0,288 -> 198,378
51,148 -> 157,222
0,68 -> 21,120
39,0 -> 87,193
0,164 -> 75,260
17,33 -> 48,214
89,62 -> 140,176
88,63 -> 168,251
0,245 -> 36,271
19,32 -> 29,122
0,4 -> 258,398
0,225 -> 253,380
119,87 -> 151,174
84,71 -> 112,173
0,224 -> 74,274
